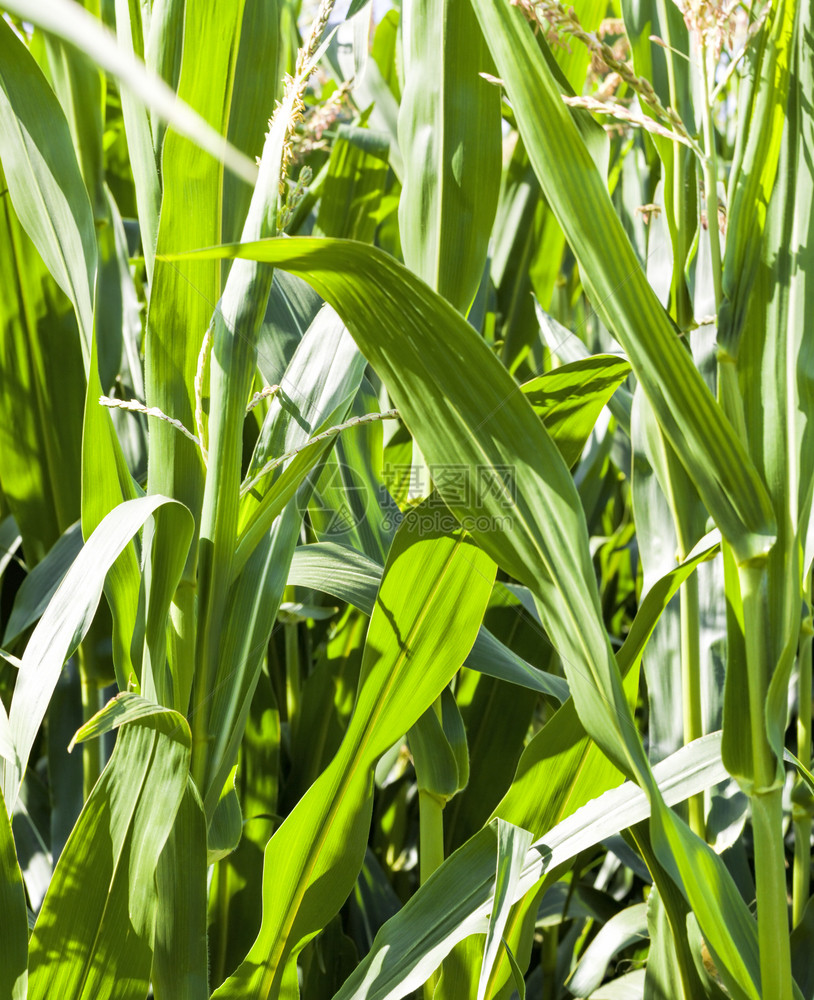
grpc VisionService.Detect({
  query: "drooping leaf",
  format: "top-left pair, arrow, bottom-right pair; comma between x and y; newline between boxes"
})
2,495 -> 190,811
2,0 -> 258,186
213,501 -> 496,1000
28,708 -> 191,1000
521,354 -> 631,468
472,0 -> 776,567
333,734 -> 728,1000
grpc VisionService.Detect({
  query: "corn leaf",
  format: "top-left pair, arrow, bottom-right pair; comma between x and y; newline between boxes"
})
27,707 -> 191,1000
472,0 -> 776,566
146,0 -> 249,540
718,0 -> 795,356
477,820 -> 533,1000
1,0 -> 258,186
287,541 -> 570,700
201,311 -> 366,812
333,733 -> 728,1000
0,781 -> 27,1000
0,15 -> 96,356
521,355 -> 631,469
163,236 -> 639,779
314,125 -> 390,242
1,495 -> 189,811
153,779 -> 209,1000
398,0 -> 501,313
213,501 -> 496,1000
0,186 -> 84,565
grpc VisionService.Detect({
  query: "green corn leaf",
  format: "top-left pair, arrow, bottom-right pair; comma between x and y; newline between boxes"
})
1,495 -> 190,811
0,187 -> 84,565
27,708 -> 191,1000
1,0 -> 258,186
190,8 -> 302,800
492,139 -> 551,371
146,0 -> 249,546
477,820 -> 533,1000
471,0 -> 776,567
153,779 -> 209,1000
535,304 -> 633,435
333,733 -> 729,1000
0,515 -> 20,584
0,781 -> 27,1000
0,15 -> 96,357
398,0 -> 501,313
69,691 -> 178,746
287,541 -> 570,701
339,48 -> 403,182
410,687 -> 469,803
200,312 -> 366,812
167,233 -> 762,998
521,355 -> 632,469
567,903 -> 649,997
234,420 -> 356,577
411,702 -> 460,802
80,325 -> 142,689
622,0 -> 696,325
314,125 -> 390,243
718,0 -> 795,356
113,0 -> 160,284
162,237 -> 641,781
465,625 -> 569,701
308,378 -> 397,563
371,10 -> 400,100
213,501 -> 496,1000
443,669 -> 540,855
739,0 -> 814,774
288,542 -> 383,614
202,503 -> 304,822
140,501 -> 195,712
206,766 -> 243,865
43,24 -> 105,223
222,0 -> 288,247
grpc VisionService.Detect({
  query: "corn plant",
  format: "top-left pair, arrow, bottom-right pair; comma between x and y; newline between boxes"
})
0,0 -> 811,997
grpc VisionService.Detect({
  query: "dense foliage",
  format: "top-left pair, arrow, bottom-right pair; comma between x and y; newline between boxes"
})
0,0 -> 811,997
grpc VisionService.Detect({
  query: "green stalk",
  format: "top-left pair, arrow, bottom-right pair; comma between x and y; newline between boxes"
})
418,790 -> 446,886
418,796 -> 444,1000
190,2 -> 332,796
739,564 -> 793,999
418,696 -> 447,885
699,36 -> 723,316
213,860 -> 232,988
541,924 -> 558,1000
418,697 -> 446,1000
78,645 -> 104,801
680,571 -> 705,838
752,790 -> 793,996
655,425 -> 705,838
285,622 -> 301,723
793,583 -> 813,926
700,31 -> 750,452
654,0 -> 691,329
418,790 -> 444,1000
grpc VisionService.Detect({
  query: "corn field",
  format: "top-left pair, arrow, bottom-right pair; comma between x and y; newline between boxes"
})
0,0 -> 811,996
